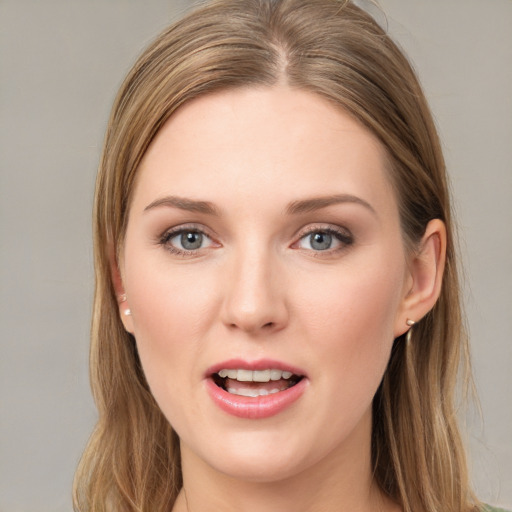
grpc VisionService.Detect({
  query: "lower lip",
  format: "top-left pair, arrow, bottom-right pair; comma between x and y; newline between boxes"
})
205,378 -> 307,419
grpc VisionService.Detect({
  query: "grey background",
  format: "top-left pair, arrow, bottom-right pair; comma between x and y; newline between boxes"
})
0,1 -> 510,511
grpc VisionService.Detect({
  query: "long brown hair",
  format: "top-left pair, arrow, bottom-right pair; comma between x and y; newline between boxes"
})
74,1 -> 478,510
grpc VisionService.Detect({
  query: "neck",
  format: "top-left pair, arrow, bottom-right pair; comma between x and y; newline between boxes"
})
172,411 -> 400,512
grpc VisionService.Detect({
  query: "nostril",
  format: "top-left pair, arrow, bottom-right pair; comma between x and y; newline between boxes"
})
229,321 -> 275,331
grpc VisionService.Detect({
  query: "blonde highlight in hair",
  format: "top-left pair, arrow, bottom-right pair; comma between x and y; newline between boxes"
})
74,1 -> 479,510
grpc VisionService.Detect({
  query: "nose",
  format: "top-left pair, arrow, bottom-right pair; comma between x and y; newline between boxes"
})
220,246 -> 289,335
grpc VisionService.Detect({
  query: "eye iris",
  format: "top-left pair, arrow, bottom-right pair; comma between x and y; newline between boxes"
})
310,232 -> 332,250
181,231 -> 203,250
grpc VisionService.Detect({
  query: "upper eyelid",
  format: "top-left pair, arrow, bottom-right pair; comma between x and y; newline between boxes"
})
158,225 -> 217,256
292,224 -> 354,250
157,222 -> 352,245
294,223 -> 352,239
157,225 -> 216,253
160,223 -> 213,239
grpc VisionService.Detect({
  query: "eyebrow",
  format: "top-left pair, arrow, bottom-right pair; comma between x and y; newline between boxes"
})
143,193 -> 376,217
144,196 -> 219,216
286,194 -> 377,216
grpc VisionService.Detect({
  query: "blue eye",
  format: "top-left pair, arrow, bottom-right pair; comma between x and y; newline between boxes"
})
297,228 -> 352,252
176,231 -> 204,250
308,232 -> 333,251
161,228 -> 214,254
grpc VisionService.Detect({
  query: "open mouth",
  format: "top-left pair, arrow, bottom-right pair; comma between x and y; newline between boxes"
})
211,369 -> 303,397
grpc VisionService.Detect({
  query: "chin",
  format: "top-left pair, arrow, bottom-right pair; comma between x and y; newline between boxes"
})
180,425 -> 335,485
207,451 -> 310,484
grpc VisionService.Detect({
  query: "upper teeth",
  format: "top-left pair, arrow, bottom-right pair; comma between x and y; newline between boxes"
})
217,369 -> 294,382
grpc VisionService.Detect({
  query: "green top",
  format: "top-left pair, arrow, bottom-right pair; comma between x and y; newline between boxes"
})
482,506 -> 511,512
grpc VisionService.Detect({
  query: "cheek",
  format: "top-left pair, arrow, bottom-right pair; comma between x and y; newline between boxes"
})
297,255 -> 405,391
302,258 -> 403,332
122,256 -> 220,401
126,255 -> 218,337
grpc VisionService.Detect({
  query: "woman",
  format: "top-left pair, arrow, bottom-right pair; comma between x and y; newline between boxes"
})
73,1 -> 505,511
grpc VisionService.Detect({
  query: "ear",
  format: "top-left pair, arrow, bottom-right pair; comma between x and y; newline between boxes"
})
108,241 -> 134,334
394,219 -> 447,337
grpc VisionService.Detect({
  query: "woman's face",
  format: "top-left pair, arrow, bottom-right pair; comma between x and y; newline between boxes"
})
120,86 -> 413,482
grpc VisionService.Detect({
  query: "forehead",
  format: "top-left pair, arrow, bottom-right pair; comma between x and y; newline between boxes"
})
133,86 -> 397,217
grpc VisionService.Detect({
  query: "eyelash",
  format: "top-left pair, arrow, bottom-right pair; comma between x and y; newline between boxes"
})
158,224 -> 354,257
293,225 -> 354,255
158,224 -> 216,256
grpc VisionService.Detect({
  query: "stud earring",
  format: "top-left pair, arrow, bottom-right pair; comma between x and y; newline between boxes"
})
405,319 -> 415,344
118,293 -> 127,303
124,308 -> 131,316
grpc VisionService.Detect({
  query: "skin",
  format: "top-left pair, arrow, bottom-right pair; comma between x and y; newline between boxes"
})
115,86 -> 446,512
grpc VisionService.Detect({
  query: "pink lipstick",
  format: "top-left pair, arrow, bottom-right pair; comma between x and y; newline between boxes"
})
205,359 -> 307,419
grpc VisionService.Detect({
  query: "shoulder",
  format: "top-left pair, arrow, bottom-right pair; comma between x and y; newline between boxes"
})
481,505 -> 512,512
